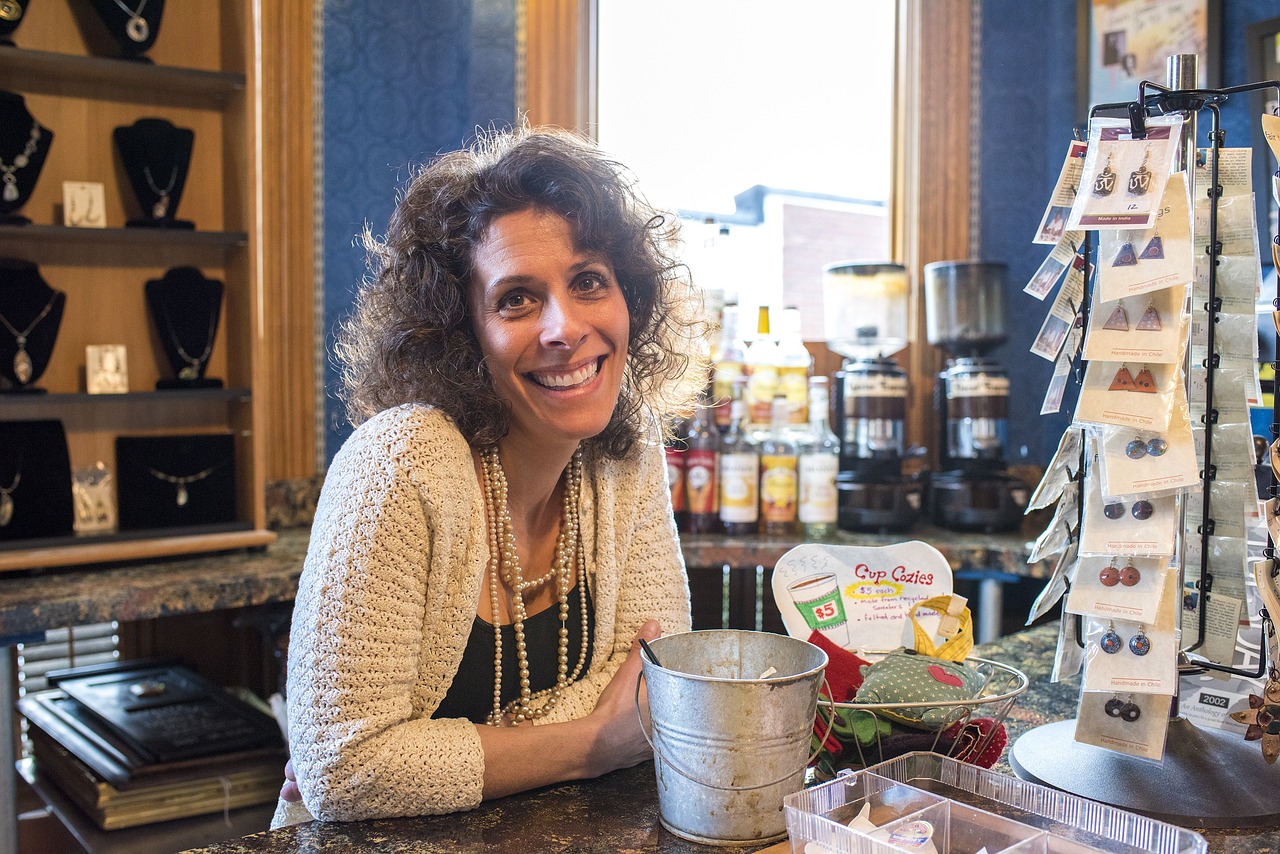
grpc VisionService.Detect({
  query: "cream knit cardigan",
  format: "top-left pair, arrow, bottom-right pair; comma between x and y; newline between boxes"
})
272,404 -> 691,826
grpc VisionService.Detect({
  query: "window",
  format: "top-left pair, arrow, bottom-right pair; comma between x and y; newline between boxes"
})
595,0 -> 896,337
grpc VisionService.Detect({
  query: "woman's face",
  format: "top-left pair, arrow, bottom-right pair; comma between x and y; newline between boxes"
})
469,208 -> 630,451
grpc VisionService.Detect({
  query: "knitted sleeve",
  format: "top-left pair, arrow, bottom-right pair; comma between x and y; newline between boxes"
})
284,408 -> 486,821
535,436 -> 692,724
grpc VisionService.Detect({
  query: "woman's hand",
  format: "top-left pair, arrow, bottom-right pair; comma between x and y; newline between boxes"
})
280,757 -> 301,802
585,619 -> 661,775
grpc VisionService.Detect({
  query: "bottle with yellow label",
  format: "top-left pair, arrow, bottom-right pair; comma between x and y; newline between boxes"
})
743,305 -> 778,428
759,394 -> 798,536
775,307 -> 812,426
718,381 -> 759,536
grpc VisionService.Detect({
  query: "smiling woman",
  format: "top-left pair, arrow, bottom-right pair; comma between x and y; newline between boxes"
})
273,125 -> 709,826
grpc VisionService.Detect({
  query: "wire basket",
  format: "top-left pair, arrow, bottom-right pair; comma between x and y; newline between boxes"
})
812,653 -> 1029,780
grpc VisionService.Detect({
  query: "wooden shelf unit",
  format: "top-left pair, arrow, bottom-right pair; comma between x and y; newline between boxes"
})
0,1 -> 274,572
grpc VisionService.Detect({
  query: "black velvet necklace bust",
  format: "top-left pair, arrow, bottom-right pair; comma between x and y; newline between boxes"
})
114,118 -> 194,229
0,90 -> 54,226
78,0 -> 165,61
0,258 -> 65,394
146,266 -> 223,389
0,0 -> 31,47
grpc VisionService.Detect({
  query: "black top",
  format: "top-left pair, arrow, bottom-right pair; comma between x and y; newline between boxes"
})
433,582 -> 595,724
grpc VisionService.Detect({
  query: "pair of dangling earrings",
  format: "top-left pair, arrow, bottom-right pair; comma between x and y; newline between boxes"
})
1102,302 -> 1162,332
1113,230 -> 1165,266
1109,365 -> 1157,393
1101,622 -> 1151,656
1100,560 -> 1141,587
1102,499 -> 1154,520
1092,145 -> 1154,197
1124,436 -> 1167,459
1105,695 -> 1142,722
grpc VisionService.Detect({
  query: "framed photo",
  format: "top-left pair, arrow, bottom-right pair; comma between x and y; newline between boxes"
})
1246,16 -> 1280,266
62,181 -> 107,228
86,344 -> 129,394
1078,0 -> 1220,117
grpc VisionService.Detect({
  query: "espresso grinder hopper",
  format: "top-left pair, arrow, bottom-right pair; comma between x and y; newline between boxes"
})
822,262 -> 922,533
924,260 -> 1027,532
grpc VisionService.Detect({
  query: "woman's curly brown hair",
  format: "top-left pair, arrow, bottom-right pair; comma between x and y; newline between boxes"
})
335,125 -> 708,459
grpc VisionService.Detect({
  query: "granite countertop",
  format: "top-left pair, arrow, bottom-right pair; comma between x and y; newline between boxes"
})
0,528 -> 310,641
179,623 -> 1279,854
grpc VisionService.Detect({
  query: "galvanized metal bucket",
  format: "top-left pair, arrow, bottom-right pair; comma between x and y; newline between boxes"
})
639,629 -> 828,846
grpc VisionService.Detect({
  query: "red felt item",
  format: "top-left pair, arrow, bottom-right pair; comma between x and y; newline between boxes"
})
942,717 -> 1008,768
807,630 -> 872,702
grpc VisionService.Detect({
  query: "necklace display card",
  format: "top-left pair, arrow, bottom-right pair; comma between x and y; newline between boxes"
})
114,433 -> 236,531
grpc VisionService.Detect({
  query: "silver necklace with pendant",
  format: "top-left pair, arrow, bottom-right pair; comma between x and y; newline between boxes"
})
143,164 -> 178,219
112,0 -> 151,42
0,293 -> 57,385
0,123 -> 41,205
0,463 -> 19,527
156,297 -> 217,380
148,463 -> 219,506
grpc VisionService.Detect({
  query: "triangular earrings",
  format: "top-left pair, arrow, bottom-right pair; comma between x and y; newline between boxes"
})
1113,241 -> 1138,266
1136,305 -> 1162,331
1110,366 -> 1136,390
1139,234 -> 1164,259
1133,367 -> 1157,392
1103,304 -> 1129,331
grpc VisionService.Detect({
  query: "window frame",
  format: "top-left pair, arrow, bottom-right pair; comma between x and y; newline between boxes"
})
521,0 -> 975,462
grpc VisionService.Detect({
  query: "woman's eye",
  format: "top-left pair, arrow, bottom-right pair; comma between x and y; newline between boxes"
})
576,272 -> 609,294
498,292 -> 528,311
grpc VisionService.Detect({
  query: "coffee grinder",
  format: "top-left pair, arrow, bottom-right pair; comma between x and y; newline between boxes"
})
923,260 -> 1027,532
822,262 -> 922,533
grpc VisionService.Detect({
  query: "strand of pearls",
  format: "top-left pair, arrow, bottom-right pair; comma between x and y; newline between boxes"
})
481,446 -> 590,726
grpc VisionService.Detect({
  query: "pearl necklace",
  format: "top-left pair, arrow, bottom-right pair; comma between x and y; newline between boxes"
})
480,446 -> 589,726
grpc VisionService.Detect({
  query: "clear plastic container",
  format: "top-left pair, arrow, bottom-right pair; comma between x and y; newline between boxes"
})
823,262 -> 910,360
785,752 -> 1209,854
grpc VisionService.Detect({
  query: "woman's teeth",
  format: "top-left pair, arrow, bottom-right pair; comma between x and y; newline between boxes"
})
532,360 -> 599,389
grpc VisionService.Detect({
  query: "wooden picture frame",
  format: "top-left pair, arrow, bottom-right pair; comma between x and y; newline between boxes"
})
1077,0 -> 1220,118
1246,16 -> 1280,269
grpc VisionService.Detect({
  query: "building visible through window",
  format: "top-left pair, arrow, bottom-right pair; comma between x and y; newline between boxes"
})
596,0 -> 896,339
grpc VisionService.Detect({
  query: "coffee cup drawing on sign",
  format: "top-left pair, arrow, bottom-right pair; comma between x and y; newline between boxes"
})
787,572 -> 850,648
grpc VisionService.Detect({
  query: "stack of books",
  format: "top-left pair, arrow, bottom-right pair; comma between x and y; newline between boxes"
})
17,660 -> 287,830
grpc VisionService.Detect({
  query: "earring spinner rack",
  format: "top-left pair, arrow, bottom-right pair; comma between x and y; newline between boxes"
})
1010,57 -> 1280,827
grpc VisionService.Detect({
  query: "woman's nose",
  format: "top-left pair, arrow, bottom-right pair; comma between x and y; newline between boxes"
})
540,293 -> 588,347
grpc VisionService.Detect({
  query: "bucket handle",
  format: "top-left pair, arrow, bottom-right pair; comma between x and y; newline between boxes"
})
634,666 -> 834,793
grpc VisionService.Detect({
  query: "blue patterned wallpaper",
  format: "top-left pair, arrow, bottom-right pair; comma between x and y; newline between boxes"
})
979,0 -> 1280,465
321,0 -> 516,462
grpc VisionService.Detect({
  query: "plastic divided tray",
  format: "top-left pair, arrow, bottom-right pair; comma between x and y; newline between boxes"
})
784,752 -> 1208,854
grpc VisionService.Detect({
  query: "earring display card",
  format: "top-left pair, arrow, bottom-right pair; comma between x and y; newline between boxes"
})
71,461 -> 115,535
85,344 -> 128,394
1030,255 -> 1086,361
1065,555 -> 1170,625
1078,452 -> 1176,557
115,434 -> 236,531
1082,600 -> 1178,696
1098,408 -> 1198,498
1095,173 -> 1193,302
1082,284 -> 1187,364
1073,690 -> 1172,762
1075,360 -> 1183,433
1032,139 -> 1088,245
0,419 -> 75,542
1024,230 -> 1083,300
1067,116 -> 1183,231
